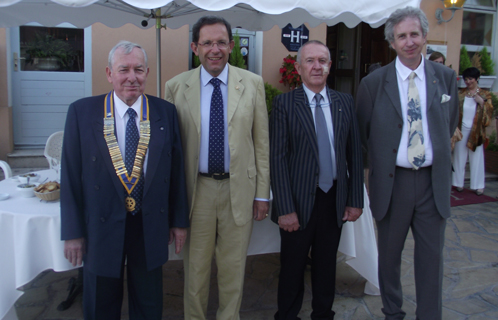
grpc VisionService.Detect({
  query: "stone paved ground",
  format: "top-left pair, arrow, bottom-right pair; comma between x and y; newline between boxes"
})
6,168 -> 498,319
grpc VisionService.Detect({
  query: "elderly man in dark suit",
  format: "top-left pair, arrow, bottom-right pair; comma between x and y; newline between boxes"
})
60,41 -> 189,319
270,40 -> 364,320
356,7 -> 459,320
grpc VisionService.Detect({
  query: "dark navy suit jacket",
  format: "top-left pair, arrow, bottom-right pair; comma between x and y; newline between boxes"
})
270,86 -> 364,230
60,94 -> 189,278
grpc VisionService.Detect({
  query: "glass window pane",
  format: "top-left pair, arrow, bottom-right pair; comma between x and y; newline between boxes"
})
464,0 -> 494,8
461,11 -> 494,47
20,26 -> 84,72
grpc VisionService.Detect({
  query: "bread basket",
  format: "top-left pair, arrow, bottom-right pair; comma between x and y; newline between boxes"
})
35,189 -> 60,201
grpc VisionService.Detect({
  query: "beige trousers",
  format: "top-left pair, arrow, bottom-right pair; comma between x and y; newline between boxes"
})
183,175 -> 253,320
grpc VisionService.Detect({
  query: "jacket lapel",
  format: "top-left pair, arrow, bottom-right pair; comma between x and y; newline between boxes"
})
184,67 -> 202,136
424,62 -> 438,111
92,117 -> 125,202
384,61 -> 403,120
227,64 -> 243,125
294,86 -> 319,162
142,102 -> 164,196
327,88 -> 342,152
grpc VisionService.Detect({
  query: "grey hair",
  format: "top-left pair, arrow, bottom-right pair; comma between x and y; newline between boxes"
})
108,40 -> 148,69
296,40 -> 331,64
384,6 -> 429,46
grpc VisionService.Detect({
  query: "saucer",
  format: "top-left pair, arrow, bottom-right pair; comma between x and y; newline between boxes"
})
0,193 -> 9,201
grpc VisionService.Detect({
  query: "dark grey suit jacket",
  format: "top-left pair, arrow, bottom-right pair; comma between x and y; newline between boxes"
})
60,94 -> 189,278
356,60 -> 459,220
270,86 -> 364,230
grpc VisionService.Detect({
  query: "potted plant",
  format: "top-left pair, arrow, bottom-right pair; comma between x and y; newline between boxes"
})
25,33 -> 76,71
458,45 -> 496,88
279,54 -> 302,90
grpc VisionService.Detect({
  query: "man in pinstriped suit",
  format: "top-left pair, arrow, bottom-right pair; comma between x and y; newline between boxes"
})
270,40 -> 364,320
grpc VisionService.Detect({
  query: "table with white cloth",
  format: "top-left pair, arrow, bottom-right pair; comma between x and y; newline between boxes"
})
0,169 -> 379,320
0,170 -> 76,320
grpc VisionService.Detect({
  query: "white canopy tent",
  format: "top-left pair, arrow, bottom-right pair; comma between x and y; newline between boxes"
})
0,0 -> 421,95
0,0 -> 421,29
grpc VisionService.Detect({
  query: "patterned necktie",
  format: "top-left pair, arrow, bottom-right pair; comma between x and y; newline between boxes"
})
208,78 -> 225,174
314,93 -> 334,192
125,108 -> 143,214
407,72 -> 425,170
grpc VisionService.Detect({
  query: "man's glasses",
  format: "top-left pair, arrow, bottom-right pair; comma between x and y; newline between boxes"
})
197,41 -> 230,49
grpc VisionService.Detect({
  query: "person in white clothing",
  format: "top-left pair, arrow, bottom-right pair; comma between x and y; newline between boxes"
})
452,67 -> 494,195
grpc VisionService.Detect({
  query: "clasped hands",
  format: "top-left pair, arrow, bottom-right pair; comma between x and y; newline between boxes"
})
278,206 -> 363,232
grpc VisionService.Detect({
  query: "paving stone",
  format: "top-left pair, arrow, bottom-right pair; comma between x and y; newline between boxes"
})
351,303 -> 375,320
15,305 -> 46,320
446,247 -> 470,262
362,294 -> 384,318
479,292 -> 498,307
454,219 -> 482,233
445,297 -> 491,315
442,306 -> 466,320
459,233 -> 498,251
452,268 -> 498,299
471,250 -> 498,263
15,286 -> 49,306
445,223 -> 459,243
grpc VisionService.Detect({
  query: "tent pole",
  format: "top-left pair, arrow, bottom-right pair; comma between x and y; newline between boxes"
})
156,8 -> 162,98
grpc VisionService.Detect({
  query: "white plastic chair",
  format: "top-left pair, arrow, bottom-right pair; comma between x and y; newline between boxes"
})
0,160 -> 12,179
44,131 -> 64,171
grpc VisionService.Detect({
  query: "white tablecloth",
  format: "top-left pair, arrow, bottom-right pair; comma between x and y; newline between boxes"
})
0,170 -> 75,320
0,171 -> 379,320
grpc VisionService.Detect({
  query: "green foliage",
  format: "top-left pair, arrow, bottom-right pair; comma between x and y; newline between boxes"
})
459,46 -> 472,75
487,131 -> 498,151
490,92 -> 498,118
479,47 -> 495,75
193,55 -> 200,68
229,30 -> 246,69
25,33 -> 76,68
264,82 -> 282,116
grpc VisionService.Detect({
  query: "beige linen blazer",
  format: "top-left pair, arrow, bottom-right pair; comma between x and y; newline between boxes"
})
165,64 -> 270,226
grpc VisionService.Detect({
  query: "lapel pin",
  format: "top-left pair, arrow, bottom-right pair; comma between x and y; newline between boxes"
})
160,127 -> 164,131
433,80 -> 436,84
235,86 -> 240,90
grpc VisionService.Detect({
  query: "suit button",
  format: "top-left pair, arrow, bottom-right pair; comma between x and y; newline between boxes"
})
160,208 -> 165,213
100,217 -> 106,222
164,177 -> 168,182
398,124 -> 402,128
389,173 -> 393,178
94,185 -> 100,190
92,156 -> 96,161
393,149 -> 397,153
168,151 -> 171,157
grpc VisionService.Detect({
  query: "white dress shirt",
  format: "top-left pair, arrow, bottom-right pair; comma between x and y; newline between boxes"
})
113,91 -> 148,175
198,65 -> 230,173
303,84 -> 337,180
395,56 -> 433,168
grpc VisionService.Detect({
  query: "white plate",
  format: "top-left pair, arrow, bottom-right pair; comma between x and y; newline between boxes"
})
0,193 -> 9,201
11,175 -> 19,181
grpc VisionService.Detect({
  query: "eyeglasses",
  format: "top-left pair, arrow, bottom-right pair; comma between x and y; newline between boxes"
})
197,41 -> 230,49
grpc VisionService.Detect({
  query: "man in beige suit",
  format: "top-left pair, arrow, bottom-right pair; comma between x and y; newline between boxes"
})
164,16 -> 270,320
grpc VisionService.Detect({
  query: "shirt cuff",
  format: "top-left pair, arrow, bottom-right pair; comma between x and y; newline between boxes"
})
254,198 -> 269,202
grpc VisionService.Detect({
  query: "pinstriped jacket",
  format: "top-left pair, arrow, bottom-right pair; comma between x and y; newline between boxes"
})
270,86 -> 364,230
